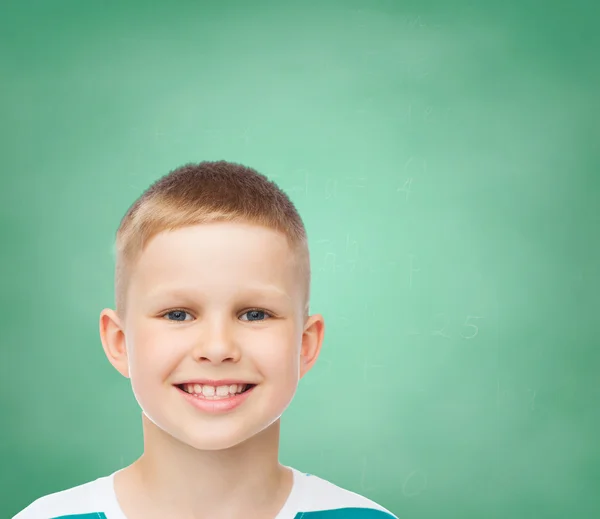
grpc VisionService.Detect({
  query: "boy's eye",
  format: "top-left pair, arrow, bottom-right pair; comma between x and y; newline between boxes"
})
164,310 -> 192,322
162,309 -> 272,322
240,309 -> 271,322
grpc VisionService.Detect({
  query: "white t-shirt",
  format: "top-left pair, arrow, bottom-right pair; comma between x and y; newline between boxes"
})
13,466 -> 398,518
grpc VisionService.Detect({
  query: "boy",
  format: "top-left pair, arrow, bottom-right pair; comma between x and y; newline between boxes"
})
14,161 -> 398,519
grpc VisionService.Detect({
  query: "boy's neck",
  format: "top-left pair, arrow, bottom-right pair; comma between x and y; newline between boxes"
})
114,415 -> 294,519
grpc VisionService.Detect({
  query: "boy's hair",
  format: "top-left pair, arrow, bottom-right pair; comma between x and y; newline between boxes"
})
113,161 -> 311,321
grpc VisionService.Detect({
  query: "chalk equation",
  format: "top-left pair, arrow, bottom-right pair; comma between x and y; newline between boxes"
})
316,234 -> 360,273
268,156 -> 427,204
407,314 -> 485,340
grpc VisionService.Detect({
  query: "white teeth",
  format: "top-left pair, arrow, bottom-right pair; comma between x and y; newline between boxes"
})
182,383 -> 249,399
216,385 -> 229,397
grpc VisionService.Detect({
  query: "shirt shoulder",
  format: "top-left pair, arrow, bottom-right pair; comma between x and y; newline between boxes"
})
293,469 -> 398,518
12,473 -> 117,519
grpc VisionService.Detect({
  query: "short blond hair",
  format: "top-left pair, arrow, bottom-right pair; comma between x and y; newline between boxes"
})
114,161 -> 311,320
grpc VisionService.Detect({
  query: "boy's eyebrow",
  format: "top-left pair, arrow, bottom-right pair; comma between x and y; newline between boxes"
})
145,284 -> 292,303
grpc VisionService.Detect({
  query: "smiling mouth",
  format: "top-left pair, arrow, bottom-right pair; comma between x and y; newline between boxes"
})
176,383 -> 256,399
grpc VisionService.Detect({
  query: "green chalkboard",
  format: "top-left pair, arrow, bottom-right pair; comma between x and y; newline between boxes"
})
2,1 -> 599,518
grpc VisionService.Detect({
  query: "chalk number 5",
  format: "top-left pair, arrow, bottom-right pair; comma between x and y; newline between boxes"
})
460,316 -> 483,339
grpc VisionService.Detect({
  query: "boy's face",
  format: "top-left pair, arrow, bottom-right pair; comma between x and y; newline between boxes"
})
101,222 -> 324,451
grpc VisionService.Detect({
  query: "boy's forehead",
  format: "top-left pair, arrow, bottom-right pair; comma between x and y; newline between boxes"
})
145,282 -> 292,304
141,223 -> 293,260
147,222 -> 290,249
129,223 -> 300,297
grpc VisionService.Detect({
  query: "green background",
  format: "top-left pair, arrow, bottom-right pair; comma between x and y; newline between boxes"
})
2,1 -> 599,517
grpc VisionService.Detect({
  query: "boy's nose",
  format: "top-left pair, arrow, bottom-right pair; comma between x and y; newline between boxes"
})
190,321 -> 241,364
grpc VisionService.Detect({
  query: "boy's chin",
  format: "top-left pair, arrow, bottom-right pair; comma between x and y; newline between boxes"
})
173,426 -> 271,452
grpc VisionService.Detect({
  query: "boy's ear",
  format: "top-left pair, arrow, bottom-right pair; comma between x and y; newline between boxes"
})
299,313 -> 325,379
99,308 -> 130,379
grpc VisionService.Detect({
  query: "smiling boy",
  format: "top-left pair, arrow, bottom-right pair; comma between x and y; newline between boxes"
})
14,161 -> 397,519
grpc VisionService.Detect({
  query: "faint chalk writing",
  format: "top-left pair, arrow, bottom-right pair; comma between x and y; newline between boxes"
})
527,388 -> 537,411
431,313 -> 451,339
315,236 -> 359,274
406,314 -> 485,339
460,316 -> 484,339
286,169 -> 309,196
402,470 -> 428,497
325,178 -> 338,200
344,176 -> 368,189
405,156 -> 427,177
398,178 -> 413,200
319,252 -> 337,273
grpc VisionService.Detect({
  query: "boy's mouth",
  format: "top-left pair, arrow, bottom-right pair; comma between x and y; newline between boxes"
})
176,383 -> 256,400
